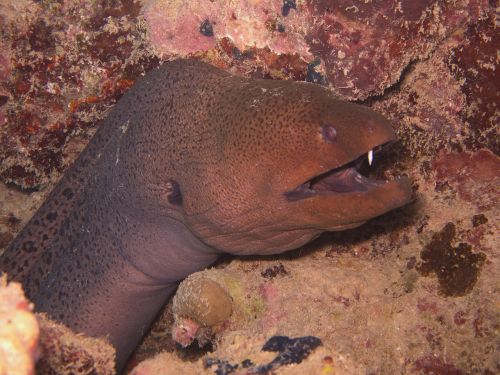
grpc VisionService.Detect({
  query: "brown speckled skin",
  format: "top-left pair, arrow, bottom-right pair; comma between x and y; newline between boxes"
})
0,59 -> 411,370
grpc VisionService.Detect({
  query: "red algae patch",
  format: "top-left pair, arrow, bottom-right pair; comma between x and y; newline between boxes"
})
448,11 -> 499,154
433,149 -> 500,210
414,355 -> 467,375
0,0 -> 158,189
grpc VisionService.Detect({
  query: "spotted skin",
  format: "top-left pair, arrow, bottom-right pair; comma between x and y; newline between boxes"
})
0,59 -> 411,370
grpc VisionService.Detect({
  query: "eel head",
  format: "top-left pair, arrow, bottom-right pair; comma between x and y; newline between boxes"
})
179,79 -> 412,255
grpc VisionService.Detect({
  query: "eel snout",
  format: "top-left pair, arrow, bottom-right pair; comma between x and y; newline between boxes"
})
283,140 -> 412,232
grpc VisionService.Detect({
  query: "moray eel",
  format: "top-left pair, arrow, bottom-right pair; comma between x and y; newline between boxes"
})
0,59 -> 411,370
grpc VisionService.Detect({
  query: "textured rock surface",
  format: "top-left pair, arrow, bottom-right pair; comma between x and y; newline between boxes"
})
131,334 -> 364,375
0,277 -> 115,375
0,0 -> 498,374
36,314 -> 115,375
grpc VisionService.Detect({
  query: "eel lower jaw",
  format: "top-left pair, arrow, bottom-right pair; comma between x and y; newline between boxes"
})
285,145 -> 408,202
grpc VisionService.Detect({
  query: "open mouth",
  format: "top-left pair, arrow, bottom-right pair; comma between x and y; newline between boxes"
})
285,144 -> 399,202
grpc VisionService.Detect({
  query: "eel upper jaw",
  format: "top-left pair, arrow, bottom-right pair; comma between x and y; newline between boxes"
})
284,142 -> 410,203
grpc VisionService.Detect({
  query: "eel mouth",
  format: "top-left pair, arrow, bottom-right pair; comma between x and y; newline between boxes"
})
285,144 -> 405,202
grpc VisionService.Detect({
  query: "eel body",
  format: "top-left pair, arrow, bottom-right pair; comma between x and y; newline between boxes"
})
0,59 -> 411,370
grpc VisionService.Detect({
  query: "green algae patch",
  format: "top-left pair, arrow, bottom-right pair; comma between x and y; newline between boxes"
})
221,274 -> 266,321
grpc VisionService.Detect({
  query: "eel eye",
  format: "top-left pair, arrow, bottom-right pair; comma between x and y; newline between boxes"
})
166,179 -> 183,206
321,125 -> 337,144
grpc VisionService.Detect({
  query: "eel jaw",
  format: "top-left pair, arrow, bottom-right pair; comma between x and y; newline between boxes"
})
285,144 -> 408,202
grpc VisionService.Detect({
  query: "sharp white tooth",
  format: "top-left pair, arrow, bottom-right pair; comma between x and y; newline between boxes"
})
368,149 -> 373,166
